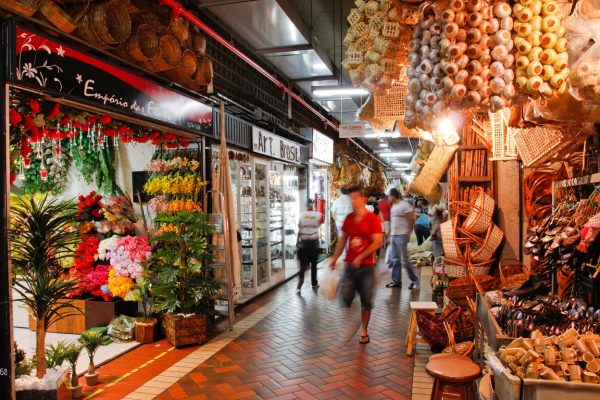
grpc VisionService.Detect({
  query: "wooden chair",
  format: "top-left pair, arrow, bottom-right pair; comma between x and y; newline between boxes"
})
426,354 -> 482,400
406,301 -> 438,356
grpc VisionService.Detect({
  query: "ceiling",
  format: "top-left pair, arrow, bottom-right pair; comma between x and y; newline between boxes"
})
195,0 -> 415,172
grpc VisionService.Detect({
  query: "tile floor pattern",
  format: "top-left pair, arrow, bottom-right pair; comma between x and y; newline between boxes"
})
87,260 -> 436,399
153,265 -> 422,400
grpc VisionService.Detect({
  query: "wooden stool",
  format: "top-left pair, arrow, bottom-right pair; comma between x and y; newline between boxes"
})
426,354 -> 482,400
406,301 -> 438,356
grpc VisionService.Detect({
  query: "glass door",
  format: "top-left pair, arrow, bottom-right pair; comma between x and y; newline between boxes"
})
239,161 -> 255,293
283,165 -> 300,277
254,160 -> 270,289
269,163 -> 284,282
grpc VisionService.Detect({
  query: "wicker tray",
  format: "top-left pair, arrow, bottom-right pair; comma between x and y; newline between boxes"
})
373,81 -> 407,119
514,125 -> 572,167
410,144 -> 458,200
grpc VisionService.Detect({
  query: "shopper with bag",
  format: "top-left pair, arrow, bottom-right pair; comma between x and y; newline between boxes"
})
329,186 -> 383,344
386,189 -> 420,290
296,200 -> 322,294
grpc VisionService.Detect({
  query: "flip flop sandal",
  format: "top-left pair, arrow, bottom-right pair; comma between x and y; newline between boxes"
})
359,335 -> 370,344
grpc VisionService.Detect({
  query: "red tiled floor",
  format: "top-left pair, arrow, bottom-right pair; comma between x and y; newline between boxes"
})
148,262 -> 422,400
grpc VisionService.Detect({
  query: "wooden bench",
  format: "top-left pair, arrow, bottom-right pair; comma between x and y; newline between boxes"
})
406,301 -> 438,356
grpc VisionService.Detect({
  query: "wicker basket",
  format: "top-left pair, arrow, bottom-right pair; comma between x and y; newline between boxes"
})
382,21 -> 401,37
170,16 -> 189,43
143,34 -> 182,72
347,8 -> 364,25
443,258 -> 494,278
353,21 -> 369,37
116,24 -> 158,62
3,0 -> 37,17
190,33 -> 207,56
489,108 -> 518,161
91,1 -> 131,45
463,187 -> 495,234
369,11 -> 386,31
77,13 -> 105,47
472,224 -> 504,263
163,313 -> 206,347
441,218 -> 464,262
499,259 -> 529,290
346,50 -> 363,66
514,125 -> 571,167
374,81 -> 406,119
164,49 -> 198,83
410,144 -> 458,200
39,0 -> 76,33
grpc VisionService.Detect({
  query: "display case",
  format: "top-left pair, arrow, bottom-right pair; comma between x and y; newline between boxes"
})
238,161 -> 255,291
254,161 -> 270,289
269,163 -> 284,280
283,165 -> 300,276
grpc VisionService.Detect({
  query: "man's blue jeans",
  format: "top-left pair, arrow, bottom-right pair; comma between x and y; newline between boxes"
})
386,234 -> 420,285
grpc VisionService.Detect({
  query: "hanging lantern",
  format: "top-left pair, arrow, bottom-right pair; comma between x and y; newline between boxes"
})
40,165 -> 48,181
23,157 -> 31,169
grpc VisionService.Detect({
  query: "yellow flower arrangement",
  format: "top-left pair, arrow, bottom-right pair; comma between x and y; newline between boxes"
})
144,175 -> 208,197
107,268 -> 134,299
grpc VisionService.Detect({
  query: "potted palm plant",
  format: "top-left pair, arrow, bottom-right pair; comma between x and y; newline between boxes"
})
62,343 -> 83,398
79,331 -> 111,386
11,195 -> 80,379
134,278 -> 157,343
148,211 -> 219,347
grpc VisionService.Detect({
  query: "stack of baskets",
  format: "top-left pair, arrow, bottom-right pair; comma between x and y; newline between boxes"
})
4,0 -> 214,93
439,187 -> 505,305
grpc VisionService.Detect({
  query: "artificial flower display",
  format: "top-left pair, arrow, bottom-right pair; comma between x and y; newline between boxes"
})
107,236 -> 152,280
77,191 -> 104,222
84,265 -> 112,301
73,234 -> 100,274
107,268 -> 134,299
144,175 -> 208,197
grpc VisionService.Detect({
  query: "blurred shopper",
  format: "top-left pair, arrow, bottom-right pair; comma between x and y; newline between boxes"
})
330,186 -> 383,344
332,187 -> 353,259
414,198 -> 430,246
430,206 -> 445,267
378,192 -> 392,242
386,189 -> 420,290
297,200 -> 322,294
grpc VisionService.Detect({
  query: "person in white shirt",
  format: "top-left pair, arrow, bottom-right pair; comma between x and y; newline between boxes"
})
386,189 -> 420,290
331,187 -> 353,258
296,200 -> 323,294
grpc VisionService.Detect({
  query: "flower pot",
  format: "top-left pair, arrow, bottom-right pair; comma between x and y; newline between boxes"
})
84,372 -> 99,386
69,384 -> 83,399
162,313 -> 206,347
135,318 -> 157,344
15,366 -> 69,400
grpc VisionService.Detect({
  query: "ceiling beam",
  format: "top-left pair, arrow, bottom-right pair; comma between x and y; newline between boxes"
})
254,44 -> 313,55
195,0 -> 258,8
293,75 -> 337,82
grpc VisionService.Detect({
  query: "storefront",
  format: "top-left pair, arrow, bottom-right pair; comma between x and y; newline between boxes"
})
304,128 -> 334,253
211,124 -> 306,298
1,20 -> 216,398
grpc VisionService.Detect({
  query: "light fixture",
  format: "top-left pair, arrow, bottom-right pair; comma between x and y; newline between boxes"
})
378,151 -> 413,157
364,132 -> 400,138
378,142 -> 388,148
436,114 -> 461,145
391,162 -> 409,168
313,87 -> 369,97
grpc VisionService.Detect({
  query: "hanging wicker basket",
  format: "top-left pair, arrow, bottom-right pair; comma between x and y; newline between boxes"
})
39,0 -> 77,33
463,187 -> 495,234
116,24 -> 158,62
409,144 -> 458,200
170,17 -> 189,44
441,218 -> 464,263
143,34 -> 182,72
189,32 -> 207,56
164,49 -> 198,83
91,1 -> 132,45
3,0 -> 38,17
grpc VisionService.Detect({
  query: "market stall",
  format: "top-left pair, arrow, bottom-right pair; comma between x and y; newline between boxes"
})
341,0 -> 600,397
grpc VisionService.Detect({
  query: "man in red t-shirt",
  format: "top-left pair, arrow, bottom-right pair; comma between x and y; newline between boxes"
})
330,186 -> 383,344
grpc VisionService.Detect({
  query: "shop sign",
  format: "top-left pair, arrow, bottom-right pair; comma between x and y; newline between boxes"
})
311,130 -> 334,165
10,27 -> 212,136
252,127 -> 301,163
339,123 -> 368,138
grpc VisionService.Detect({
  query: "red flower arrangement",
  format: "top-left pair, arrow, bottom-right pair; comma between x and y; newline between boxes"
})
77,191 -> 104,222
84,265 -> 112,301
74,234 -> 100,275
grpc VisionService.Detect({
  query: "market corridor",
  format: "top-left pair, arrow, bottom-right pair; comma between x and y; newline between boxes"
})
92,262 -> 426,400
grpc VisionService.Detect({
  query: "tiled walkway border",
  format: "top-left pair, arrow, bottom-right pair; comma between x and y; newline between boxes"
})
122,302 -> 281,400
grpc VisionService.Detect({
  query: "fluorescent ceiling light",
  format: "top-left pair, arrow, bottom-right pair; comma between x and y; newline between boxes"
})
379,151 -> 413,157
313,87 -> 369,97
392,162 -> 409,167
379,143 -> 388,148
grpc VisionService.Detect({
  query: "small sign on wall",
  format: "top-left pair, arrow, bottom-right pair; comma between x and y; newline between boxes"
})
252,127 -> 301,163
